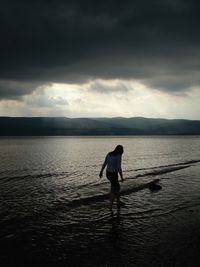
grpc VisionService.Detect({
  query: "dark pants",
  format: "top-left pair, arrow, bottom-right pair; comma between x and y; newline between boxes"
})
106,171 -> 120,193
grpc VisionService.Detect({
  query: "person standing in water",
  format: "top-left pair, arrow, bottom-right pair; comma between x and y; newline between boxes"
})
99,145 -> 124,210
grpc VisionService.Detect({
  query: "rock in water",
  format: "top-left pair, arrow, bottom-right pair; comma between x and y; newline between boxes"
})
149,181 -> 162,191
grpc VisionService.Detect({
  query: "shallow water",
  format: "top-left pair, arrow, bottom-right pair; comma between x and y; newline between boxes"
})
1,136 -> 200,266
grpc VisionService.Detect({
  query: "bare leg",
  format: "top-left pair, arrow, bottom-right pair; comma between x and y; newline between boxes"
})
116,192 -> 120,209
110,192 -> 115,210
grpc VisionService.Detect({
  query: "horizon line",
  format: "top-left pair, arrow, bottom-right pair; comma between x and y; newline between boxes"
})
0,116 -> 200,121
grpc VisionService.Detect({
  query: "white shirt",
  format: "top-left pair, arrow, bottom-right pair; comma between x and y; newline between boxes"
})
104,153 -> 122,173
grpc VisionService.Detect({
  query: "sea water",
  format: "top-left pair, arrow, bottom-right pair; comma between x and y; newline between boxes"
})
0,136 -> 200,266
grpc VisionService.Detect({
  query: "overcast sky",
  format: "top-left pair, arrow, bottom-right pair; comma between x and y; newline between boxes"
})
0,0 -> 200,119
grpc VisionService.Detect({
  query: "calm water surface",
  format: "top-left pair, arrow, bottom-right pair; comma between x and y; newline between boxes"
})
1,136 -> 200,266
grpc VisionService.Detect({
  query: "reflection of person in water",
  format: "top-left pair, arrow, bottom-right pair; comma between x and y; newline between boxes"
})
99,145 -> 124,210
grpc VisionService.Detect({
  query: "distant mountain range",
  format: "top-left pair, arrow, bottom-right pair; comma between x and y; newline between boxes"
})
1,117 -> 200,135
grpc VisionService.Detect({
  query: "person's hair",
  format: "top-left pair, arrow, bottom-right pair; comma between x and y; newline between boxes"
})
109,145 -> 124,156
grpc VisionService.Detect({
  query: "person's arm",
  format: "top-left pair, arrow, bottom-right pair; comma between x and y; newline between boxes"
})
117,155 -> 124,182
99,155 -> 108,178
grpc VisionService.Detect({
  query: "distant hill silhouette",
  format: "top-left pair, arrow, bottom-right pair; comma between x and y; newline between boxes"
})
1,116 -> 200,136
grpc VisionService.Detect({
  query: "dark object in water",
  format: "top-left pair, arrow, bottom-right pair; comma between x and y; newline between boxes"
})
149,180 -> 162,191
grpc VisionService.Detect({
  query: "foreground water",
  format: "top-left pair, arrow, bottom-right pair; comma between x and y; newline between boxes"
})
1,136 -> 200,266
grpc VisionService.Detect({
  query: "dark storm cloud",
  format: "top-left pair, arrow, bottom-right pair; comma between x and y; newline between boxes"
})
0,0 -> 200,99
0,80 -> 44,100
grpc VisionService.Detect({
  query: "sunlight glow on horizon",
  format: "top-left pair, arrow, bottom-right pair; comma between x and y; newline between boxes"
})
0,79 -> 200,120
